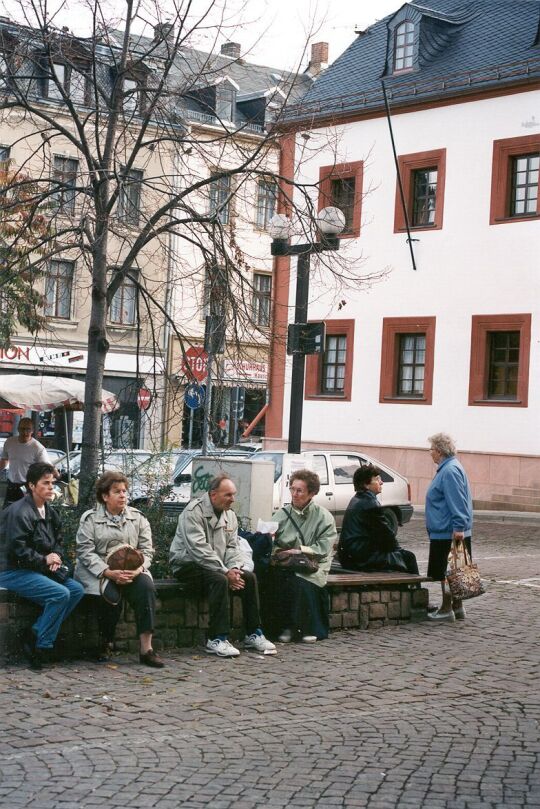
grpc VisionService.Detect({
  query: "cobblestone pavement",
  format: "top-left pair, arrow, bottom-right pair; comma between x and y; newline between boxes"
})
1,517 -> 540,809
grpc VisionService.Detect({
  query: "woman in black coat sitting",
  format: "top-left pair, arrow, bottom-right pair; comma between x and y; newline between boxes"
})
337,464 -> 418,574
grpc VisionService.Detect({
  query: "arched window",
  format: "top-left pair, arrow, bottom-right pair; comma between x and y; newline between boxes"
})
394,21 -> 415,72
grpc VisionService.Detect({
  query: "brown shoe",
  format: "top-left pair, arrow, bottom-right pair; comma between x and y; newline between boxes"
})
139,649 -> 165,668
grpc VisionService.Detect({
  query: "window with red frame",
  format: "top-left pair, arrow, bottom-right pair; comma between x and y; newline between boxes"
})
394,150 -> 446,232
379,317 -> 436,405
490,135 -> 540,224
319,162 -> 363,238
305,319 -> 354,401
469,314 -> 531,407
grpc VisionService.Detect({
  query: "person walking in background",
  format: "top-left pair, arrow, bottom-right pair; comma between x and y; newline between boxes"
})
0,462 -> 84,670
170,473 -> 276,657
338,464 -> 419,574
0,418 -> 54,507
425,433 -> 473,623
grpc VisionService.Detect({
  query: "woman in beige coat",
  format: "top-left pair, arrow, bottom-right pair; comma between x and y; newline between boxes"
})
75,471 -> 164,668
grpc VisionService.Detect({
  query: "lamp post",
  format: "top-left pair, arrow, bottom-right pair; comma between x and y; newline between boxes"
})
269,207 -> 345,454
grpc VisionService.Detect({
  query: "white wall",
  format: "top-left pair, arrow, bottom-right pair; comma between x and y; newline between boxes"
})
284,89 -> 540,455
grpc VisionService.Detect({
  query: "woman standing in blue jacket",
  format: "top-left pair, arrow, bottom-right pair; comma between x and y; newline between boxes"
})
426,433 -> 473,622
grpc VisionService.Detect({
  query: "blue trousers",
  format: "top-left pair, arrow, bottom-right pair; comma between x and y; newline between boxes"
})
0,569 -> 85,649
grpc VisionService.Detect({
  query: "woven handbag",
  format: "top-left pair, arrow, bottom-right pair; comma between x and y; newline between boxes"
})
446,537 -> 485,600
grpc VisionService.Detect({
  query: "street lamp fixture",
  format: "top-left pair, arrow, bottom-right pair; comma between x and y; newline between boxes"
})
269,207 -> 345,454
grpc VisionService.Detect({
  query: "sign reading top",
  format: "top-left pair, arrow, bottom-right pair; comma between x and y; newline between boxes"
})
223,359 -> 268,384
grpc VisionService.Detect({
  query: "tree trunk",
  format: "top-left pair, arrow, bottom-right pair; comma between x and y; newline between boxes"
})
78,221 -> 110,509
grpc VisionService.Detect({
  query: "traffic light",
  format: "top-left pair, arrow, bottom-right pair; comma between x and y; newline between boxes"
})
204,314 -> 226,354
287,322 -> 326,355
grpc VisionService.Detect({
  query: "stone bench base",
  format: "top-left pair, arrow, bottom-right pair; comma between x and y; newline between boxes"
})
0,573 -> 429,663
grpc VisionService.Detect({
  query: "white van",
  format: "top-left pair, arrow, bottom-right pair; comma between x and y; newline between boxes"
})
251,450 -> 413,532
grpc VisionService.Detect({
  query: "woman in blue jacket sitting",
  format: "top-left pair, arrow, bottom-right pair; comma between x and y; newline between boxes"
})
426,433 -> 473,622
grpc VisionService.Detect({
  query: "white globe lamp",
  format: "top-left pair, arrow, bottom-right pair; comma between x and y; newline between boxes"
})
316,206 -> 346,236
269,213 -> 293,241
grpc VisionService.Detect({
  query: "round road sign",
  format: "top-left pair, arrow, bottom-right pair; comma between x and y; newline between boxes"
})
184,383 -> 206,410
137,387 -> 152,411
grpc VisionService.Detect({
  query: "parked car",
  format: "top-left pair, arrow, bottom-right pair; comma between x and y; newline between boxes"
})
45,449 -> 67,465
251,450 -> 413,532
229,442 -> 263,453
130,448 -> 253,514
55,448 -> 152,479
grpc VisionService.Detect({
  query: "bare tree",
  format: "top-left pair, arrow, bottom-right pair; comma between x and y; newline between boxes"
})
0,0 -> 383,505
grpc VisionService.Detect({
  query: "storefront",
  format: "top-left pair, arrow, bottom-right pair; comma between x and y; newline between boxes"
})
0,343 -> 162,449
166,339 -> 269,448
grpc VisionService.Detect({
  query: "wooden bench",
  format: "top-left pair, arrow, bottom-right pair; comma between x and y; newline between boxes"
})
328,571 -> 429,587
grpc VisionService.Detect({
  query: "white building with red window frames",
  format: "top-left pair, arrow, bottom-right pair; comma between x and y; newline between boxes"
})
266,0 -> 540,509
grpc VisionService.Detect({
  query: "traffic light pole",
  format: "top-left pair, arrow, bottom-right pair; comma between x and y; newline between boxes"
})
288,250 -> 310,454
271,236 -> 340,456
201,351 -> 214,454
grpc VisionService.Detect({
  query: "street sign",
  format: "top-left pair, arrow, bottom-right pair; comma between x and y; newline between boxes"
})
137,387 -> 152,411
184,383 -> 205,410
182,347 -> 208,382
287,322 -> 326,355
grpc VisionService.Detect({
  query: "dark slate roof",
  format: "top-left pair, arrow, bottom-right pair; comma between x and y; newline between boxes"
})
123,31 -> 310,105
283,0 -> 540,124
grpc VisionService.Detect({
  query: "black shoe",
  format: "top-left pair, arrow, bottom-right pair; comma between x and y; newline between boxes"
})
139,649 -> 165,668
22,630 -> 43,671
29,649 -> 45,671
95,641 -> 113,663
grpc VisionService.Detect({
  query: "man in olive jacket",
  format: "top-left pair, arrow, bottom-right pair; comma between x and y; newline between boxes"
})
170,473 -> 275,658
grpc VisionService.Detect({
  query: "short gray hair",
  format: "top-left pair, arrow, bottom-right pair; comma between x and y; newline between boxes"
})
428,433 -> 456,457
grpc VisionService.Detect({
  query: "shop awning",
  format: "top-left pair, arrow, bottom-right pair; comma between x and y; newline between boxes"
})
0,374 -> 119,413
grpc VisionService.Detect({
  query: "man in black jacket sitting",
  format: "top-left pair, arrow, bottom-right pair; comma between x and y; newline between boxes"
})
337,464 -> 418,574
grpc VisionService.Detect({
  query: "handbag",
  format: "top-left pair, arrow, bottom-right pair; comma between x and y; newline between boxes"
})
446,537 -> 485,600
271,547 -> 320,574
99,545 -> 145,606
271,508 -> 321,575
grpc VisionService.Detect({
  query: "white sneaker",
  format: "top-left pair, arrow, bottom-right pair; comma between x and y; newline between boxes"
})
301,635 -> 317,643
453,605 -> 466,620
244,633 -> 277,655
205,638 -> 240,657
428,610 -> 456,623
278,629 -> 293,643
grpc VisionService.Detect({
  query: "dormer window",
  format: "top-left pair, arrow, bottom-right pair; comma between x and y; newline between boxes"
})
41,61 -> 90,104
394,21 -> 415,72
216,85 -> 235,122
70,67 -> 90,104
124,78 -> 140,114
43,61 -> 67,100
122,71 -> 148,115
